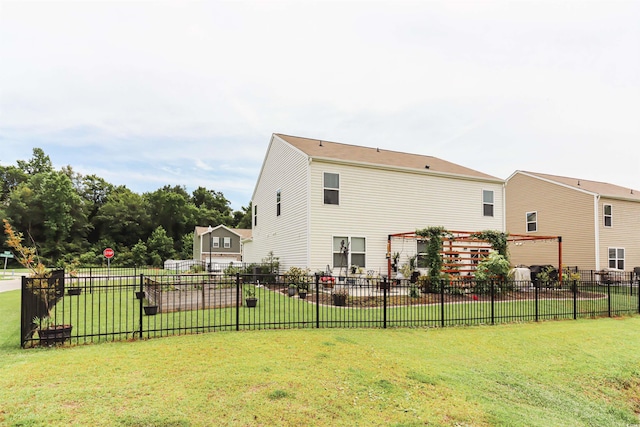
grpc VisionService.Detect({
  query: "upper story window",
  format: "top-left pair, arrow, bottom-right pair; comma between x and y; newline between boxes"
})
223,237 -> 231,249
211,236 -> 220,248
324,173 -> 339,205
482,190 -> 494,217
608,247 -> 624,270
276,189 -> 281,216
254,205 -> 258,226
604,204 -> 612,227
526,211 -> 537,232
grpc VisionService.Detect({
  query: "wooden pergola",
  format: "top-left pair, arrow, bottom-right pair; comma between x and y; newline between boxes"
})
387,230 -> 562,282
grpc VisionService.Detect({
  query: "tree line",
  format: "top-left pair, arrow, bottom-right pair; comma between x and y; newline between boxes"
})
0,148 -> 252,268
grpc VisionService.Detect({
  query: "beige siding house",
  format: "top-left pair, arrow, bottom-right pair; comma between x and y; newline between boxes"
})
506,171 -> 640,271
193,225 -> 251,266
244,133 -> 505,273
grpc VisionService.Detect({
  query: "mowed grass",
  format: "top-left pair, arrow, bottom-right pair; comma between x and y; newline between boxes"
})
2,289 -> 640,426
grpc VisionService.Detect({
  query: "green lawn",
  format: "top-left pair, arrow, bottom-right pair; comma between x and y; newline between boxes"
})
2,288 -> 640,426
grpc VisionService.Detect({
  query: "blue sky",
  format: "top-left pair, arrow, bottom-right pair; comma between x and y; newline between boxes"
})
1,0 -> 639,210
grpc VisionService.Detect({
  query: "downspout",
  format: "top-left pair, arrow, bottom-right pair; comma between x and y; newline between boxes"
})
594,195 -> 600,270
502,182 -> 507,232
387,235 -> 392,281
558,236 -> 563,286
307,157 -> 312,269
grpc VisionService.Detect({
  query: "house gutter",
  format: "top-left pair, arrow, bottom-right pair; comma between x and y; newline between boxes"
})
312,157 -> 503,185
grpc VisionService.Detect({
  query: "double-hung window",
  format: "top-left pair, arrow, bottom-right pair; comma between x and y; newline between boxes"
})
254,205 -> 258,226
324,173 -> 339,205
608,247 -> 624,270
332,236 -> 366,269
526,211 -> 537,232
417,240 -> 428,268
223,237 -> 231,249
211,237 -> 220,249
276,190 -> 281,216
604,204 -> 612,227
482,190 -> 494,217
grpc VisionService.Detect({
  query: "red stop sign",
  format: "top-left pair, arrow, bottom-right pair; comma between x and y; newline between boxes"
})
103,248 -> 115,259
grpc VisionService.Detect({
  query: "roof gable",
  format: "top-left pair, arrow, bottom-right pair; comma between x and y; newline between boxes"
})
195,225 -> 252,239
275,133 -> 501,181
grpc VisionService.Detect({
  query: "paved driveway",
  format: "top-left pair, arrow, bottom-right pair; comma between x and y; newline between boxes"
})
0,277 -> 23,293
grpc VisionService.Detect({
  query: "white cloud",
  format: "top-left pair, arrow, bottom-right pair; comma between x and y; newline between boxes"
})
1,0 -> 639,206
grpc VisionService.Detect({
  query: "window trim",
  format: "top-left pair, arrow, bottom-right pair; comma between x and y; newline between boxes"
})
223,237 -> 231,249
603,204 -> 612,228
526,211 -> 537,233
332,235 -> 366,269
323,172 -> 340,205
608,247 -> 625,270
482,189 -> 494,217
212,236 -> 220,248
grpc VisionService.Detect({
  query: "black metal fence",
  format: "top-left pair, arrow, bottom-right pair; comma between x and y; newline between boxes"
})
21,271 -> 640,347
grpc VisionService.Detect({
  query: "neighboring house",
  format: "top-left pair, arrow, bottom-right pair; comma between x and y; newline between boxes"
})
243,133 -> 505,274
505,171 -> 640,272
193,225 -> 252,266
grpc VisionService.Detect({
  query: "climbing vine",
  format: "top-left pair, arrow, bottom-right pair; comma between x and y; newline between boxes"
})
415,226 -> 452,281
470,230 -> 509,259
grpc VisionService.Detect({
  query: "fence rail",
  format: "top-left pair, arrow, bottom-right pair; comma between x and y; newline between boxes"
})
21,272 -> 640,347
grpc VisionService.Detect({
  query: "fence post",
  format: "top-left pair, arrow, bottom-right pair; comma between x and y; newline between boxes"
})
535,283 -> 539,322
607,282 -> 611,317
383,277 -> 387,329
315,274 -> 320,329
573,280 -> 577,320
20,276 -> 26,348
490,280 -> 495,325
236,273 -> 241,331
440,279 -> 445,327
139,274 -> 144,340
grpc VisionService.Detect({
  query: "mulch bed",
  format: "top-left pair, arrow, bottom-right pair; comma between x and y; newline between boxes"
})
277,287 -> 606,308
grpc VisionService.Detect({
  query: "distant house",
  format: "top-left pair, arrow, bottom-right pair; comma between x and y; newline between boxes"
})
505,171 -> 640,271
193,225 -> 252,267
242,133 -> 505,274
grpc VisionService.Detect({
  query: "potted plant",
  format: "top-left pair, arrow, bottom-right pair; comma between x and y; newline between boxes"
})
4,219 -> 72,346
391,252 -> 400,272
320,274 -> 335,289
244,285 -> 258,307
284,266 -> 310,296
332,288 -> 349,306
143,305 -> 159,315
66,259 -> 82,295
67,287 -> 82,296
297,282 -> 308,299
287,283 -> 297,297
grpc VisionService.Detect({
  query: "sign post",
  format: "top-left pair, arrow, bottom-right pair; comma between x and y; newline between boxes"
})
103,248 -> 114,283
1,251 -> 14,278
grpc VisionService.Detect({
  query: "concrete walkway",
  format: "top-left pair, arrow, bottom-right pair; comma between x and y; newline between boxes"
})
0,276 -> 23,293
